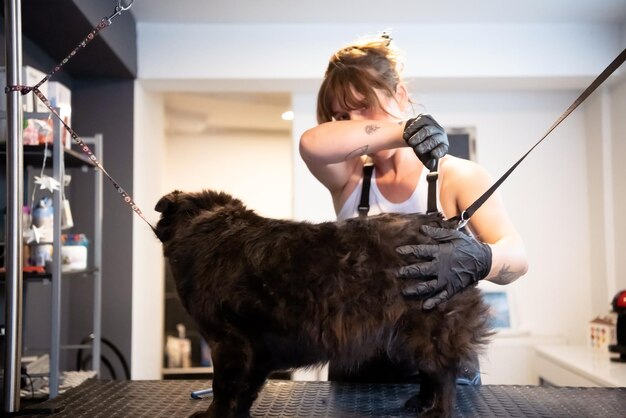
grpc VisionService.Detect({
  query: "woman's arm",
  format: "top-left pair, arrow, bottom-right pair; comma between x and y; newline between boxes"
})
442,157 -> 528,284
299,120 -> 405,195
396,157 -> 528,309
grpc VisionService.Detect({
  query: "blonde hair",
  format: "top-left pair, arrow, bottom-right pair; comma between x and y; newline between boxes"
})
316,34 -> 405,124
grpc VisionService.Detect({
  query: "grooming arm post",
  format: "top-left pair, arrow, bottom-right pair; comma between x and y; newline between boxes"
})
3,0 -> 24,413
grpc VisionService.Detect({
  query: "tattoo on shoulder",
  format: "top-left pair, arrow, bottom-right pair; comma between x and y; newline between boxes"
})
491,264 -> 521,285
345,146 -> 369,160
365,124 -> 380,135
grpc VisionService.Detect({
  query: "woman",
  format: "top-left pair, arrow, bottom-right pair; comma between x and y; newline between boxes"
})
299,34 -> 528,383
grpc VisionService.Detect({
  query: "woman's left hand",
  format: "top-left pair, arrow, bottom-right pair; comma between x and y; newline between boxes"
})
395,225 -> 492,310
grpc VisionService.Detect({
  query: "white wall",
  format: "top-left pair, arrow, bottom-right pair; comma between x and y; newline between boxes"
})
164,132 -> 293,219
138,23 -> 621,90
292,93 -> 335,222
584,90 -> 613,317
131,84 -> 167,379
609,79 -> 626,295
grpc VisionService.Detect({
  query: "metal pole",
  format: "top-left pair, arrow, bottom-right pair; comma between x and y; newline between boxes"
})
90,135 -> 103,377
48,116 -> 63,398
3,0 -> 24,413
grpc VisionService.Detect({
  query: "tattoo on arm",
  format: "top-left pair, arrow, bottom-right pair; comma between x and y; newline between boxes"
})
364,124 -> 380,135
489,264 -> 522,285
345,146 -> 369,160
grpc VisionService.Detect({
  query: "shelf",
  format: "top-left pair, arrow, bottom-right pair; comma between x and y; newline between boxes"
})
0,268 -> 99,283
0,143 -> 95,168
162,367 -> 214,376
163,366 -> 214,380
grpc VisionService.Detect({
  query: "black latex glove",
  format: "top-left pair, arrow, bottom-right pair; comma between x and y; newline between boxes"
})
396,225 -> 492,310
403,114 -> 449,170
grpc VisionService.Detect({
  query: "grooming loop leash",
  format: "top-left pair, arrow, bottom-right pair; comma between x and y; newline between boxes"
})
454,46 -> 626,230
4,0 -> 156,232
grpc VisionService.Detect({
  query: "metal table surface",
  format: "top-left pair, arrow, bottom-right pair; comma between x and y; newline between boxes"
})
17,379 -> 626,417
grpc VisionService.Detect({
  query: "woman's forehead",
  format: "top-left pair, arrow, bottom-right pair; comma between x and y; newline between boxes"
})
330,87 -> 365,111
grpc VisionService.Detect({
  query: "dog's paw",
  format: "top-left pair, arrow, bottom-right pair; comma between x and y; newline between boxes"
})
188,410 -> 250,418
405,394 -> 439,415
404,394 -> 423,412
188,412 -> 210,418
418,408 -> 450,418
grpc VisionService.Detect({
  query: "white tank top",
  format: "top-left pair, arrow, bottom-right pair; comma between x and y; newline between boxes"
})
336,166 -> 439,221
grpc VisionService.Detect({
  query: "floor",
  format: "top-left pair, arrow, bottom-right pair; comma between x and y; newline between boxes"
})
17,379 -> 626,417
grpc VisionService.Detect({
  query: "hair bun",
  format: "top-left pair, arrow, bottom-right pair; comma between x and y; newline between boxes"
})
380,32 -> 392,46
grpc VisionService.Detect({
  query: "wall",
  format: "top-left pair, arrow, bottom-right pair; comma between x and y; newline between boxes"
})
131,84 -> 167,379
291,93 -> 335,222
138,23 -> 621,91
72,79 -> 135,375
164,131 -> 293,219
584,90 -> 613,317
609,79 -> 626,294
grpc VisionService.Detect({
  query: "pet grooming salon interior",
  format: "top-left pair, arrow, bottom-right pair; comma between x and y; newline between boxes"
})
1,0 -> 626,416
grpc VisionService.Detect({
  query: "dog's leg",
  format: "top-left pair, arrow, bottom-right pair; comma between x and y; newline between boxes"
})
404,371 -> 435,413
413,367 -> 457,418
233,364 -> 271,416
190,337 -> 254,418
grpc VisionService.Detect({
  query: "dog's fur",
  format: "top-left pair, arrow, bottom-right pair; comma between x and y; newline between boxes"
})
155,189 -> 492,418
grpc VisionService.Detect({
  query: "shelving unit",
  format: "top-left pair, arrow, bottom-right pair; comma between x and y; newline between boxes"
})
3,1 -> 136,411
1,112 -> 103,398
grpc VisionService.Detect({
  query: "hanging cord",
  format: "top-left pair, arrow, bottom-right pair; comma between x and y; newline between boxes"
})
3,0 -> 156,233
28,119 -> 55,213
453,46 -> 626,229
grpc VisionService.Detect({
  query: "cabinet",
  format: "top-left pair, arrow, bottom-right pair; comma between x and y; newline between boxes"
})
1,111 -> 103,398
535,345 -> 626,387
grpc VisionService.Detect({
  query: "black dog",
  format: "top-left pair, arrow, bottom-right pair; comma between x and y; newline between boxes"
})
155,189 -> 492,418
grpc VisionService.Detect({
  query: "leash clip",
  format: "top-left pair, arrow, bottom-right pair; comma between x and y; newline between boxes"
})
456,211 -> 470,230
106,0 -> 134,24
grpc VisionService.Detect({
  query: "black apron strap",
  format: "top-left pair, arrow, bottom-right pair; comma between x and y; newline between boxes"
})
358,161 -> 439,217
358,163 -> 374,218
426,160 -> 439,214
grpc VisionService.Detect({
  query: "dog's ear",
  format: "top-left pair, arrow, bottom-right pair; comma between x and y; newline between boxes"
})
155,191 -> 182,213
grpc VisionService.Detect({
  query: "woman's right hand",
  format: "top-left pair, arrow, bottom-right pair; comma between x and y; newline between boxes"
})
403,114 -> 449,170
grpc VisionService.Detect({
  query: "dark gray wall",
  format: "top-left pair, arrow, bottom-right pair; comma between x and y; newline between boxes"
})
1,0 -> 137,379
70,79 -> 134,376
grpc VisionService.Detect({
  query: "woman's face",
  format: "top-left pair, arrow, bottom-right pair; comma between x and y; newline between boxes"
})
331,86 -> 405,122
331,85 -> 407,161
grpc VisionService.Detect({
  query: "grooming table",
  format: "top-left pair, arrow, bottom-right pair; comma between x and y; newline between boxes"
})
18,379 -> 626,417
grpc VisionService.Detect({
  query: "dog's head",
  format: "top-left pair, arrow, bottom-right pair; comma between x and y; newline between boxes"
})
154,189 -> 244,243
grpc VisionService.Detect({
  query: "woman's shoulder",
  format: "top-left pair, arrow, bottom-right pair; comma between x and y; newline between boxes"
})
439,155 -> 493,188
440,155 -> 489,175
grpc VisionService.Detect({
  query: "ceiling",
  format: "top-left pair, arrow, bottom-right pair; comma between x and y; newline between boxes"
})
130,0 -> 626,25
130,0 -> 626,136
164,92 -> 291,135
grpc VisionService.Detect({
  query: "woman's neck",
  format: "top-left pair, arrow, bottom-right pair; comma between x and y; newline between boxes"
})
372,148 -> 422,178
370,148 -> 424,203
